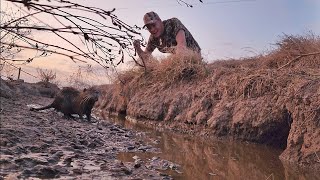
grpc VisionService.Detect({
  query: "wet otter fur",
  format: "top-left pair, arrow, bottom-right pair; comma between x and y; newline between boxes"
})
30,87 -> 100,121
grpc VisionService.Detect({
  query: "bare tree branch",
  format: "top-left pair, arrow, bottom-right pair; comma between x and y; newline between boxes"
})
1,0 -> 202,70
1,0 -> 144,68
176,0 -> 203,8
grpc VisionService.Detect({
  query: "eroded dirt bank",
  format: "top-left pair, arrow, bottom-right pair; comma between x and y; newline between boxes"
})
98,35 -> 320,170
0,80 -> 178,179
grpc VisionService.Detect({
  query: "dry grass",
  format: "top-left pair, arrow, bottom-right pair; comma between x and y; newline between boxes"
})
113,49 -> 207,90
201,33 -> 320,99
113,33 -> 320,100
37,68 -> 57,83
150,50 -> 207,84
108,50 -> 208,108
261,33 -> 320,69
112,68 -> 144,85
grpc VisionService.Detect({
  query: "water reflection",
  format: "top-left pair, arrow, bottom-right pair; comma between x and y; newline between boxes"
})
146,132 -> 284,180
101,113 -> 320,180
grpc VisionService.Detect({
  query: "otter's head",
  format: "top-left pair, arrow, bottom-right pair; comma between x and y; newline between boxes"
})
80,87 -> 100,107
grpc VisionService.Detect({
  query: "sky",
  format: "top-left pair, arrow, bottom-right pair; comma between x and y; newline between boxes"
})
1,0 -> 320,85
103,0 -> 320,59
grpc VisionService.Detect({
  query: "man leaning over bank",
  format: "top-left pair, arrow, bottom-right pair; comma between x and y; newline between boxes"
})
133,11 -> 201,61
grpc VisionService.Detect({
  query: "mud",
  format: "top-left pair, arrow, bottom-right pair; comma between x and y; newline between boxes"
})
0,94 -> 179,179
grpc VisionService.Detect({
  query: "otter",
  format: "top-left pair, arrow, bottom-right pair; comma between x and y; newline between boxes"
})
30,87 -> 100,121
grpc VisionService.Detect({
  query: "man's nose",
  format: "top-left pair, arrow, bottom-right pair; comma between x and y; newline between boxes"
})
149,26 -> 156,33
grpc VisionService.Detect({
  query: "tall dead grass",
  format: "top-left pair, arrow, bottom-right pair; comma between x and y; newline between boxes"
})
113,49 -> 207,89
113,33 -> 319,100
150,50 -> 207,85
262,33 -> 320,69
200,33 -> 320,100
37,68 -> 56,83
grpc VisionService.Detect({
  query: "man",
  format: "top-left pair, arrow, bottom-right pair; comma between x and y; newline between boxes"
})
133,11 -> 201,61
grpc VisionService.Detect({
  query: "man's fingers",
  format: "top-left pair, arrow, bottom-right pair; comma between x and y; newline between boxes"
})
133,40 -> 141,48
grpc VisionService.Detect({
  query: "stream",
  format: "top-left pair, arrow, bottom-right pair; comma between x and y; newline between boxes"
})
101,112 -> 319,180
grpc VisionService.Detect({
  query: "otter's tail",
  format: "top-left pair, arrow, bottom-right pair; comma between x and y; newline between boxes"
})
30,104 -> 53,111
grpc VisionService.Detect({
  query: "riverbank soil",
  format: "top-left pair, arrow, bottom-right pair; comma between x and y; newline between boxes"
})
98,34 -> 320,170
0,80 -> 177,179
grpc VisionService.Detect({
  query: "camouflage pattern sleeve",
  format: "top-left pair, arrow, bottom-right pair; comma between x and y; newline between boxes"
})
168,17 -> 201,53
145,36 -> 157,53
170,18 -> 187,37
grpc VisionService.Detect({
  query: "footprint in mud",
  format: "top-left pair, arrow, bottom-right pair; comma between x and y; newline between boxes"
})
12,150 -> 73,179
0,155 -> 19,176
27,143 -> 51,153
47,150 -> 64,164
21,165 -> 68,179
15,156 -> 49,168
0,129 -> 24,147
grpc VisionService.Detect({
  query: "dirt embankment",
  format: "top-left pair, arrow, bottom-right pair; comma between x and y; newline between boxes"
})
97,34 -> 320,170
0,79 -> 178,179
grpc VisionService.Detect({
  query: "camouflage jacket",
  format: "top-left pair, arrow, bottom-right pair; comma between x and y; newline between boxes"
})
145,18 -> 201,54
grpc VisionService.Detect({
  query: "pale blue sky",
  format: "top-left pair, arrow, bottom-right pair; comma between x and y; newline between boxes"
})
86,0 -> 320,60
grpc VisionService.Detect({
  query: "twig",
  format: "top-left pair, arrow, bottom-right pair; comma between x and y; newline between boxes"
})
176,0 -> 203,7
266,173 -> 274,180
1,42 -> 86,63
315,152 -> 320,163
278,52 -> 320,70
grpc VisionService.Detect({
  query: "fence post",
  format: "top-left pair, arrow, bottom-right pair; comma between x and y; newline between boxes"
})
18,67 -> 21,80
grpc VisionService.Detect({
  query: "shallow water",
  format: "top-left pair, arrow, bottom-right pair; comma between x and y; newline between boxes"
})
102,113 -> 320,180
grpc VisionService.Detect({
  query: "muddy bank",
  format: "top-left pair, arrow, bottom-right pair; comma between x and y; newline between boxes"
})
97,35 -> 320,170
0,80 -> 179,179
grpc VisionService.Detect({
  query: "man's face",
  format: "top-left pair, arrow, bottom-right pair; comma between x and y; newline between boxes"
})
145,20 -> 164,38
